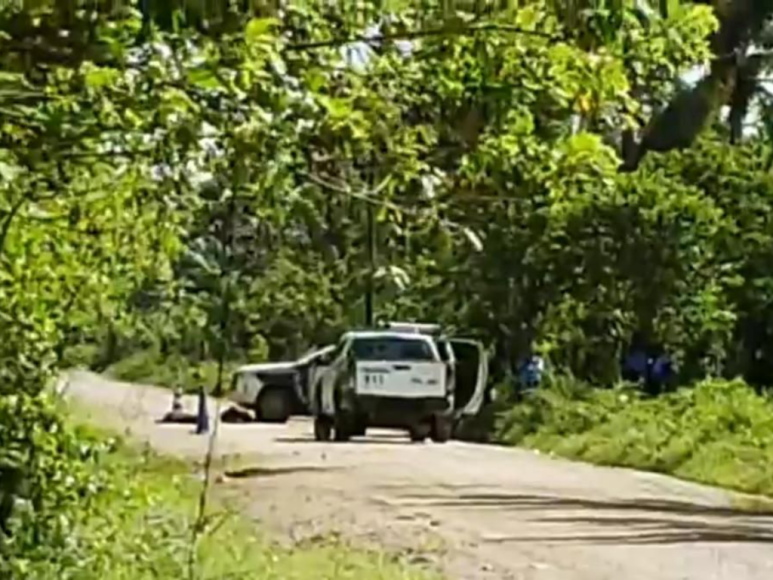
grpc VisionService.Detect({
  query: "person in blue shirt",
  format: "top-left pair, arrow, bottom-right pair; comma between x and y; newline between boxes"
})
622,333 -> 649,383
623,348 -> 648,382
518,351 -> 545,394
648,351 -> 674,394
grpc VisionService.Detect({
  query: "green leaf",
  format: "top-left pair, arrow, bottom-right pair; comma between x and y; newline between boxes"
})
0,71 -> 26,86
245,18 -> 279,44
82,64 -> 119,89
187,68 -> 223,91
0,161 -> 20,182
161,87 -> 197,114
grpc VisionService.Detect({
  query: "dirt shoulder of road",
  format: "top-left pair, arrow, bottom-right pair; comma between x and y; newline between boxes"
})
66,371 -> 773,580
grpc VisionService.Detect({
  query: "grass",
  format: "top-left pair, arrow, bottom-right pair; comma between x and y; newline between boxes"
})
105,348 -> 238,394
732,495 -> 773,514
494,376 -> 773,498
21,410 -> 440,580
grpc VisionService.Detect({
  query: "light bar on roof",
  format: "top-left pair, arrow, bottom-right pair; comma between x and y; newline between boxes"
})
383,321 -> 441,334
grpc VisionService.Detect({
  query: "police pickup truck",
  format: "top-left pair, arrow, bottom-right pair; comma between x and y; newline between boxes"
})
310,323 -> 487,442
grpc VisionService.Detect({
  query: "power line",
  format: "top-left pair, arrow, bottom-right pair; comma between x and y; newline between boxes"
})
303,170 -> 476,233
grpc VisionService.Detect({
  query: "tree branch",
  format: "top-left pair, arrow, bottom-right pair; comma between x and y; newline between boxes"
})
304,170 -> 466,233
285,23 -> 562,52
0,196 -> 28,259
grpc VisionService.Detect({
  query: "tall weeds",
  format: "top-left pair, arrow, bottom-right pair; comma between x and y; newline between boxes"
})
495,378 -> 773,496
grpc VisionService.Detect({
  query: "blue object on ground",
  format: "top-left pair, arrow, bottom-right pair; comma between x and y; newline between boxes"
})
195,386 -> 209,435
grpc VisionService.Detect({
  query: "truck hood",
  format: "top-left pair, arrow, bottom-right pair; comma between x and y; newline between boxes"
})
237,345 -> 335,375
236,362 -> 298,374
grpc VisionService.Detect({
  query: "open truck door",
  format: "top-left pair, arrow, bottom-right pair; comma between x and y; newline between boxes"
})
449,339 -> 488,418
296,344 -> 336,410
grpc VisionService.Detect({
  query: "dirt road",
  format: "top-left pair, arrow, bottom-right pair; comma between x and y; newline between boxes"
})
66,371 -> 773,580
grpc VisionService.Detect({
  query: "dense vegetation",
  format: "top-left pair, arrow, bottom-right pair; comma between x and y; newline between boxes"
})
496,377 -> 773,497
4,0 -> 773,574
12,414 -> 435,579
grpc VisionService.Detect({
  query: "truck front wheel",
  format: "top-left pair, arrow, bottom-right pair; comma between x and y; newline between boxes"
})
256,388 -> 291,423
333,412 -> 352,442
352,417 -> 367,437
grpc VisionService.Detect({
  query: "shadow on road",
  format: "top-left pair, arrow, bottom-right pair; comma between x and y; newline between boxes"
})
225,465 -> 340,479
398,492 -> 773,517
391,491 -> 773,545
518,515 -> 773,545
275,434 -> 416,446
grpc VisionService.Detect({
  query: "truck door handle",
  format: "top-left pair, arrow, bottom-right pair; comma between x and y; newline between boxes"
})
393,364 -> 411,371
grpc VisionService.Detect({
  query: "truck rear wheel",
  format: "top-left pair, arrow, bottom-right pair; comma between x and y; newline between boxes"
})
409,423 -> 431,443
430,416 -> 452,443
314,416 -> 333,441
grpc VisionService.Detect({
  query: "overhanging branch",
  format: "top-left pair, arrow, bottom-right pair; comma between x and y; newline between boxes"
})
285,23 -> 562,52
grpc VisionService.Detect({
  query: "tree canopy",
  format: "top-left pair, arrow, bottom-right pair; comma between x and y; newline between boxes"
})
4,0 -> 773,571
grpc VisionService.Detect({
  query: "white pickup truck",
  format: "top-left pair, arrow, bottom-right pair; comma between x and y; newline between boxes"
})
310,326 -> 487,442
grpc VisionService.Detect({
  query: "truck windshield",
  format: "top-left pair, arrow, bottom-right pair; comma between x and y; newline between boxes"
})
351,337 -> 435,361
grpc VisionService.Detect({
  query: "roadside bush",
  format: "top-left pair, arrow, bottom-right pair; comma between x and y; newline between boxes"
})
105,349 -> 236,394
454,388 -> 511,443
0,406 -> 111,578
60,343 -> 102,370
494,374 -> 636,444
494,377 -> 773,496
13,420 -> 437,580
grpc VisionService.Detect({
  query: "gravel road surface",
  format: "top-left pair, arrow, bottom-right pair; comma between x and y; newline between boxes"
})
66,371 -> 773,580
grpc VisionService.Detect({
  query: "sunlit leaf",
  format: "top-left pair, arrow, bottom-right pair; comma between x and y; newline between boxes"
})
82,64 -> 119,89
187,68 -> 223,90
245,17 -> 279,44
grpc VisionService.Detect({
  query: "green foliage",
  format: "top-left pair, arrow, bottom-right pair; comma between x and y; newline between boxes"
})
105,349 -> 236,394
21,0 -> 747,389
496,378 -> 773,496
4,0 -> 773,573
0,413 -> 112,576
80,0 -> 735,386
12,423 -> 437,580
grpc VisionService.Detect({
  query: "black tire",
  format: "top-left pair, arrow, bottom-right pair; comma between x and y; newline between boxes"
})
314,416 -> 333,441
333,413 -> 351,442
256,388 -> 290,423
352,420 -> 367,437
430,416 -> 452,443
409,423 -> 431,443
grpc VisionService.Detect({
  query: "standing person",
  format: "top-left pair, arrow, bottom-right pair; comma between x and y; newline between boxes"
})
622,333 -> 648,383
650,351 -> 674,394
518,351 -> 545,395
